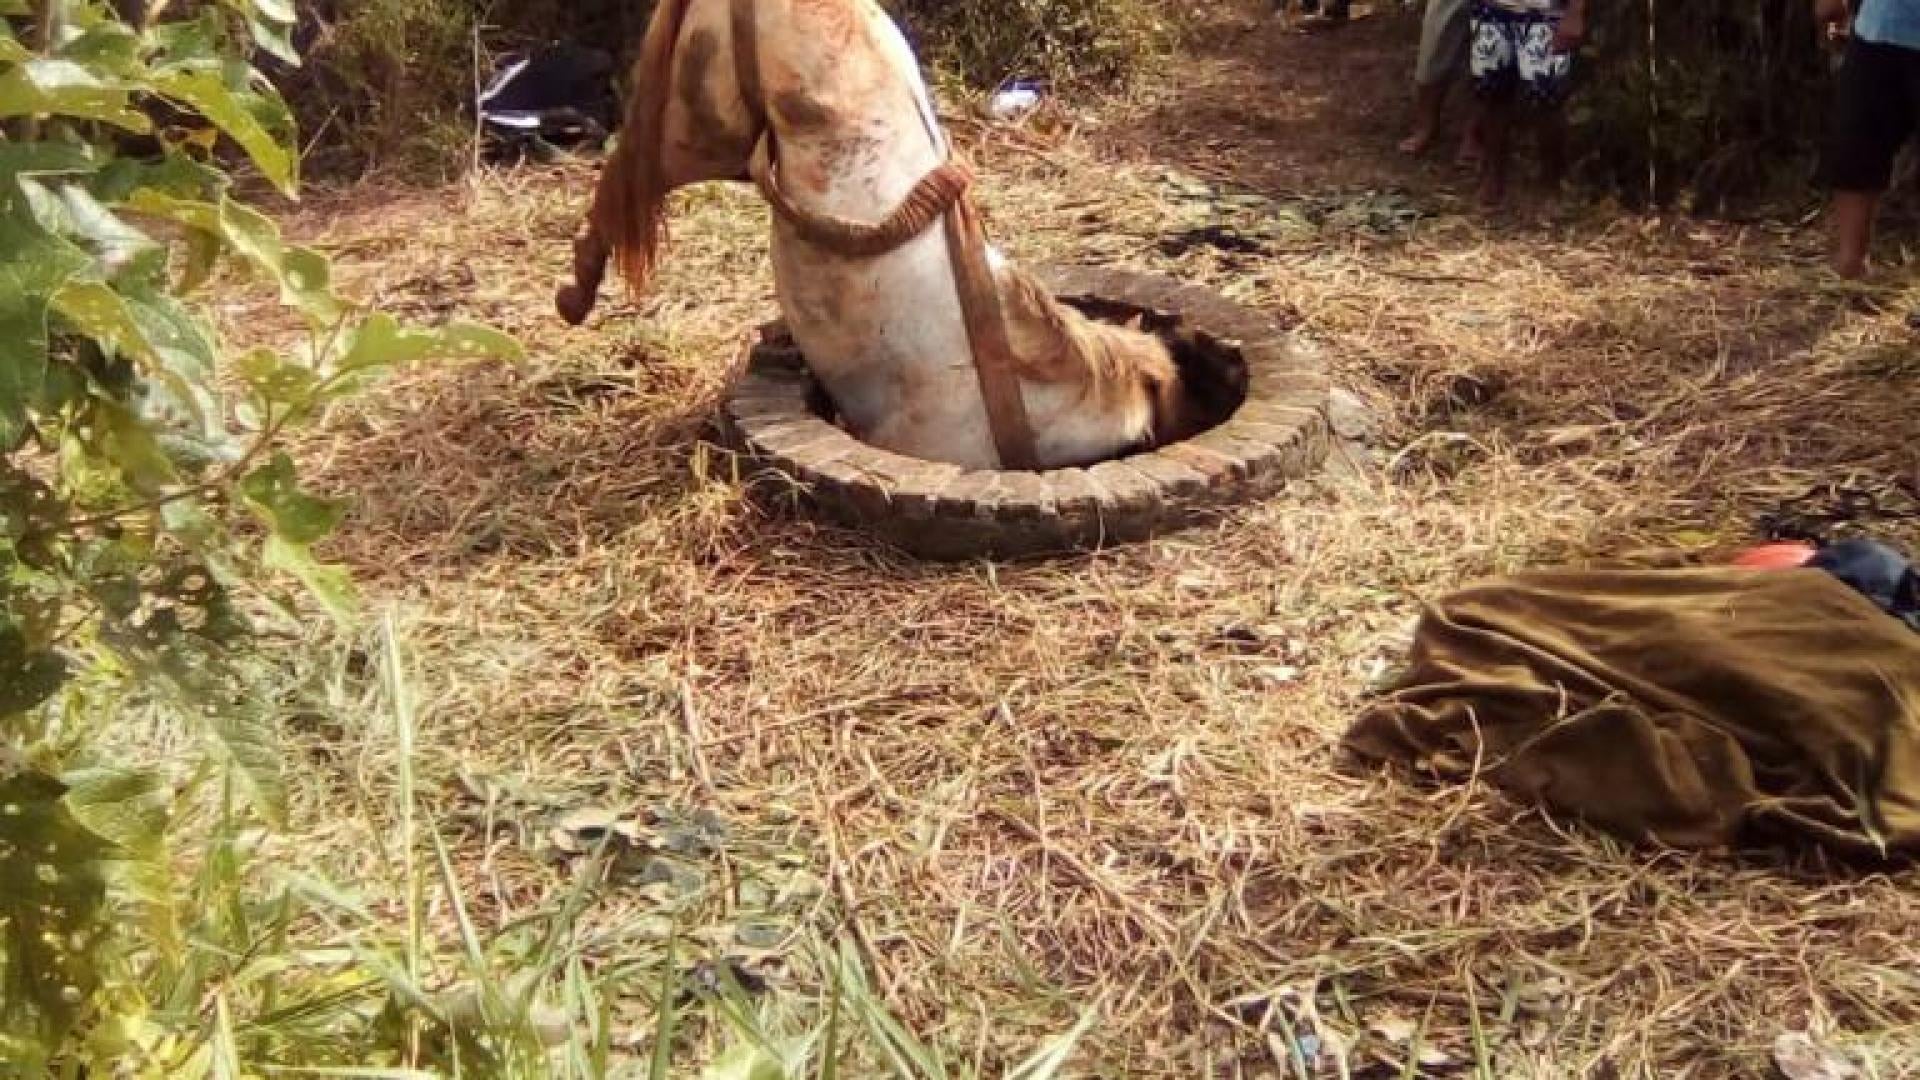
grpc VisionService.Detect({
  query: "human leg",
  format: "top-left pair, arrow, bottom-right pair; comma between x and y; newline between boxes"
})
1819,38 -> 1915,278
1477,98 -> 1513,205
1831,191 -> 1881,278
1468,3 -> 1519,205
1403,0 -> 1473,155
1401,82 -> 1449,156
1513,7 -> 1575,190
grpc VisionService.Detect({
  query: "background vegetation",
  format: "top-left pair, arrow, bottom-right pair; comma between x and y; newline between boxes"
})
285,0 -> 1841,210
286,0 -> 1184,178
0,0 -> 539,1070
1574,0 -> 1836,209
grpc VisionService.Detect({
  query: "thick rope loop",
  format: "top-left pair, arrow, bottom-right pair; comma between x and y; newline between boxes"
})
750,135 -> 976,259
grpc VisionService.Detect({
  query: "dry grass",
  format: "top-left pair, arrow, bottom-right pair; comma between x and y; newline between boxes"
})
230,7 -> 1920,1076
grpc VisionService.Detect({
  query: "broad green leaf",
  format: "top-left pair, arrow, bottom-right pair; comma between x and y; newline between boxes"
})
179,225 -> 222,293
55,20 -> 143,78
92,399 -> 184,493
339,315 -> 525,378
246,11 -> 300,68
52,280 -> 154,361
438,322 -> 526,364
235,346 -> 321,407
0,142 -> 102,189
160,497 -> 225,551
57,182 -> 160,276
0,207 -> 90,449
91,153 -> 227,205
122,190 -> 343,323
209,691 -> 288,828
0,770 -> 114,1047
52,280 -> 220,433
61,767 -> 170,856
241,454 -> 345,546
251,0 -> 299,27
338,313 -> 446,374
32,356 -> 89,416
208,0 -> 302,66
119,188 -> 221,233
62,766 -> 181,958
0,622 -> 69,716
118,285 -> 220,415
150,67 -> 297,196
14,172 -> 67,231
0,58 -> 150,131
96,629 -> 290,828
149,7 -> 228,67
700,1044 -> 790,1080
263,533 -> 356,626
273,244 -> 339,324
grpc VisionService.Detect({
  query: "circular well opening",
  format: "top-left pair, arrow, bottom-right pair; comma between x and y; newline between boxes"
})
719,266 -> 1331,561
794,296 -> 1252,468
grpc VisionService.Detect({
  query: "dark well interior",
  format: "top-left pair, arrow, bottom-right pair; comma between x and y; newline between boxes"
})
793,296 -> 1252,468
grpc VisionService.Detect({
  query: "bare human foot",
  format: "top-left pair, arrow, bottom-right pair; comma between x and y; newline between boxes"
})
1829,190 -> 1879,280
1401,83 -> 1447,157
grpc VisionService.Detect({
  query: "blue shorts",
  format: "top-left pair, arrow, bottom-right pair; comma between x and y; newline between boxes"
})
1470,3 -> 1574,107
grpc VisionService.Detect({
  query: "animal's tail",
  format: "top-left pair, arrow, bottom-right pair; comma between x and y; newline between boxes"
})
555,0 -> 696,325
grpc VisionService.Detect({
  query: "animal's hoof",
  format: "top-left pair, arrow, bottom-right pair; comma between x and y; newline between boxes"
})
555,284 -> 594,326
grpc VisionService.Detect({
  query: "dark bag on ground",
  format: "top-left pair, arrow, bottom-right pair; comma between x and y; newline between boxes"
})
1809,538 -> 1920,632
479,44 -> 618,161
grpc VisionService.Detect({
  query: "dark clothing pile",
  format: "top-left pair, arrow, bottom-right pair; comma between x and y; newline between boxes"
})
479,44 -> 619,161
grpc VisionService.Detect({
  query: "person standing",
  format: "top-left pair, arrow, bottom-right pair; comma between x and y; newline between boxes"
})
1467,0 -> 1589,206
1817,0 -> 1920,278
1401,0 -> 1484,161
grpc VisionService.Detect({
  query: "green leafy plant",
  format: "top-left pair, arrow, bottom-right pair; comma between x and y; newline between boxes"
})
1,4 -> 1123,1075
278,0 -> 1173,178
0,0 -> 519,1070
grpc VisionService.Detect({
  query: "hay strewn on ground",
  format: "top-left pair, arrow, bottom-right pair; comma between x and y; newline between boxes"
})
247,8 -> 1920,1076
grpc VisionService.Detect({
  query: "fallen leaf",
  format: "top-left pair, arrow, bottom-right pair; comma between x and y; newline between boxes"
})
1773,1032 -> 1860,1080
1258,665 -> 1302,688
548,806 -> 623,855
1366,1012 -> 1452,1069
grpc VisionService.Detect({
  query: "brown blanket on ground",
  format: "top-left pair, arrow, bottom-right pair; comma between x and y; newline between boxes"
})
1345,567 -> 1920,859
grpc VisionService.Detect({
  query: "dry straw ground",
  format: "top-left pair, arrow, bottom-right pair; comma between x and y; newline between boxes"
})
240,7 -> 1920,1077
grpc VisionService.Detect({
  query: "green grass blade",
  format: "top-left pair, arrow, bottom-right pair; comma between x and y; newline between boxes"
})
1005,993 -> 1106,1080
649,929 -> 683,1080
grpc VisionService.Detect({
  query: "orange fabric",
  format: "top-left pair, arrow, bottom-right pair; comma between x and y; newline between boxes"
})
1732,542 -> 1818,570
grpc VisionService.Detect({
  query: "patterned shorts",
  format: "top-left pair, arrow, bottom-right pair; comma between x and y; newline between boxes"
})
1470,3 -> 1574,106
